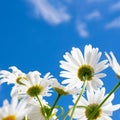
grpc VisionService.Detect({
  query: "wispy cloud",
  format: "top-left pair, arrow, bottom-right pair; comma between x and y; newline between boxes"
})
85,10 -> 101,20
110,2 -> 120,11
76,22 -> 89,38
105,17 -> 120,29
26,0 -> 120,37
28,0 -> 70,25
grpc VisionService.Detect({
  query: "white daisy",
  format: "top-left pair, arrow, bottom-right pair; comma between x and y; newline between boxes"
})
0,96 -> 29,120
60,44 -> 108,91
14,71 -> 54,99
69,87 -> 120,120
27,98 -> 57,120
0,66 -> 26,85
52,79 -> 81,95
105,51 -> 120,79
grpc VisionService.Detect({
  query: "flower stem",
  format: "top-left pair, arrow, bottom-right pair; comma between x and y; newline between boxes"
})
63,105 -> 88,120
24,115 -> 28,120
55,106 -> 64,119
36,95 -> 48,120
70,79 -> 87,120
88,82 -> 120,120
62,109 -> 71,120
49,94 -> 61,117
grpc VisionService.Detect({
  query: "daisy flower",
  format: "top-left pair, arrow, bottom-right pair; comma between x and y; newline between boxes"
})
105,51 -> 120,79
0,96 -> 29,120
0,66 -> 27,85
52,79 -> 81,95
69,87 -> 120,120
27,98 -> 57,120
60,44 -> 108,91
14,71 -> 54,99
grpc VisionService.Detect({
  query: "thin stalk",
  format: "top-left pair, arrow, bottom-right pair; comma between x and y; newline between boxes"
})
70,79 -> 87,120
88,82 -> 120,120
24,115 -> 28,120
49,94 -> 61,116
55,106 -> 64,119
62,108 -> 71,120
77,105 -> 89,109
36,95 -> 48,120
62,105 -> 87,120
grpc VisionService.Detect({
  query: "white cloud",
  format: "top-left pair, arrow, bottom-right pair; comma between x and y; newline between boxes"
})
105,17 -> 120,29
76,22 -> 89,38
110,2 -> 120,11
28,0 -> 70,25
26,0 -> 120,37
85,10 -> 101,20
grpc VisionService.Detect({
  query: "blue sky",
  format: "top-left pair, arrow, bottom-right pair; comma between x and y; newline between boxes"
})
0,0 -> 120,119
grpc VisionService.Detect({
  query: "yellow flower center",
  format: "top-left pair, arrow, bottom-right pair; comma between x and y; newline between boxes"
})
85,104 -> 102,120
27,85 -> 43,97
16,76 -> 28,85
2,115 -> 16,120
54,87 -> 69,95
77,64 -> 94,81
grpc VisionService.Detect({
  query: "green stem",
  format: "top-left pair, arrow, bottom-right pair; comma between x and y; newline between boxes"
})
36,95 -> 43,108
88,82 -> 120,120
49,94 -> 61,116
55,106 -> 64,119
62,105 -> 87,120
70,79 -> 87,120
24,115 -> 28,120
62,108 -> 71,120
36,95 -> 48,120
77,105 -> 88,109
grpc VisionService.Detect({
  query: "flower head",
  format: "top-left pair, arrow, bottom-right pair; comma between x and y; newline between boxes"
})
0,96 -> 29,120
13,71 -> 54,99
60,44 -> 108,91
70,87 -> 120,120
52,79 -> 80,95
105,51 -> 120,79
0,66 -> 26,85
27,97 -> 57,120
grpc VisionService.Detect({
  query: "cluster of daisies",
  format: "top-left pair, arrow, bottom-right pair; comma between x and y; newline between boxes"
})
0,44 -> 120,120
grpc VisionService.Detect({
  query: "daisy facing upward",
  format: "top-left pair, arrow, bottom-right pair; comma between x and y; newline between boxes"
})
60,44 -> 108,91
69,87 -> 120,120
0,96 -> 29,120
105,51 -> 120,79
